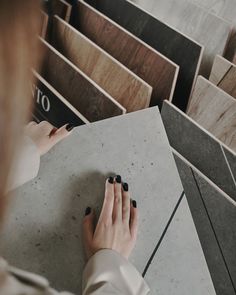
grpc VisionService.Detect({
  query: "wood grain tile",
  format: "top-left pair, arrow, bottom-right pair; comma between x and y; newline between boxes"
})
84,0 -> 203,111
39,38 -> 126,122
161,100 -> 236,201
210,55 -> 236,100
72,0 -> 179,109
50,0 -> 72,22
187,76 -> 236,152
131,0 -> 232,78
32,71 -> 89,127
209,55 -> 232,85
40,11 -> 48,39
50,16 -> 152,112
174,150 -> 236,295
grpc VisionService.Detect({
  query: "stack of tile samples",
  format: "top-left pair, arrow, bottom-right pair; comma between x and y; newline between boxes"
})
33,1 -> 235,293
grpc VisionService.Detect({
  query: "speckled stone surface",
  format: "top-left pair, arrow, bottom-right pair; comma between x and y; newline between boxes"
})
0,107 -> 213,294
145,196 -> 216,295
0,107 -> 183,293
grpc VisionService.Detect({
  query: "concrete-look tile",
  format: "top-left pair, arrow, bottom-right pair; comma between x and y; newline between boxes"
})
223,146 -> 236,180
174,150 -> 235,295
144,196 -> 216,295
193,171 -> 236,289
0,107 -> 183,293
161,100 -> 236,201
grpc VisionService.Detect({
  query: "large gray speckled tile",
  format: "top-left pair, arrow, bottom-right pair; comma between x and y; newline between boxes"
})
0,107 -> 183,293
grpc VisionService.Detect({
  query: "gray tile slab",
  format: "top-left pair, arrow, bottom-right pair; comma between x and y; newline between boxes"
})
174,150 -> 236,295
193,171 -> 236,290
161,100 -> 236,201
144,195 -> 216,295
0,107 -> 183,293
223,146 -> 236,180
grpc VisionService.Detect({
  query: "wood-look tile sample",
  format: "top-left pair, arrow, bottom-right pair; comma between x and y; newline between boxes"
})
32,71 -> 89,128
50,0 -> 72,22
39,38 -> 126,122
174,150 -> 236,295
40,11 -> 48,39
161,100 -> 236,201
210,55 -> 236,100
187,76 -> 236,152
72,0 -> 179,109
50,16 -> 152,112
131,0 -> 232,78
84,0 -> 203,111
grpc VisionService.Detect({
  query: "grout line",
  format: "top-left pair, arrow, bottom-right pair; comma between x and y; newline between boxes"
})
191,168 -> 236,293
142,190 -> 185,277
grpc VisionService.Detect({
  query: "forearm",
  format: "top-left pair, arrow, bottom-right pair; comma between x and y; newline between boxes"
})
82,249 -> 150,295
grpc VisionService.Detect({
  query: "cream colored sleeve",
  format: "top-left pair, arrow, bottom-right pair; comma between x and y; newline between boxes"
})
8,136 -> 40,191
82,249 -> 150,295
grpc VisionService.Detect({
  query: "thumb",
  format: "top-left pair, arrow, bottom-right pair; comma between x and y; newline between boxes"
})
51,124 -> 74,144
83,207 -> 95,259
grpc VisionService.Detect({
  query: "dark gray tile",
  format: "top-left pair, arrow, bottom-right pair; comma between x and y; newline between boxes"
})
223,146 -> 236,180
173,151 -> 235,295
194,170 -> 236,290
161,101 -> 236,201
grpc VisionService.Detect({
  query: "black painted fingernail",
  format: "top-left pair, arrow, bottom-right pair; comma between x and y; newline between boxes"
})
132,200 -> 137,208
85,207 -> 91,216
123,183 -> 129,191
116,175 -> 121,183
66,124 -> 74,132
108,176 -> 114,184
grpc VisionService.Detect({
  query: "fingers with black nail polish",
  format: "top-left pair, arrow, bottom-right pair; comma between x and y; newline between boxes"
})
85,207 -> 91,216
116,175 -> 121,183
123,182 -> 129,192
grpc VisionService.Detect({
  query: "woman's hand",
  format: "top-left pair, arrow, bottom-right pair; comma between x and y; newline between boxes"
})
24,121 -> 74,156
83,175 -> 138,260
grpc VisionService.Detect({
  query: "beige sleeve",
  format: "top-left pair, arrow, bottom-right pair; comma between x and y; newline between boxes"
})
82,249 -> 150,295
7,136 -> 40,191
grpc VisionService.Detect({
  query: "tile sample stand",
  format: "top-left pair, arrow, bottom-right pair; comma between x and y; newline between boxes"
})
73,0 -> 179,109
84,0 -> 204,111
50,16 -> 152,112
40,38 -> 126,122
32,71 -> 89,128
144,195 -> 216,295
210,55 -> 236,100
131,0 -> 232,78
187,76 -> 236,152
1,107 -> 189,293
161,100 -> 236,201
173,150 -> 236,295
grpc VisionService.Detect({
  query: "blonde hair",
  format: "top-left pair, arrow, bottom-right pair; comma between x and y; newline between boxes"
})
0,0 -> 42,220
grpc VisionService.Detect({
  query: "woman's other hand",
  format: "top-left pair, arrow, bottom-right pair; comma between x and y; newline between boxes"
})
24,121 -> 74,156
83,175 -> 138,260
